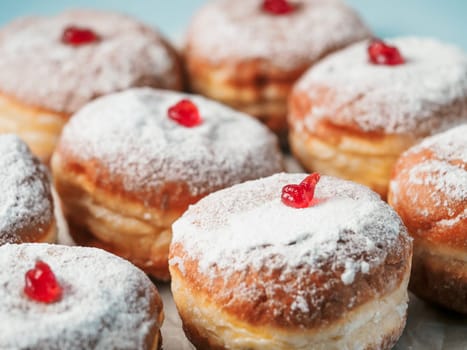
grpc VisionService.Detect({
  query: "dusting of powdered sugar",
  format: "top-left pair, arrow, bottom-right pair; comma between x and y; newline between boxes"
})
296,37 -> 467,135
0,10 -> 181,114
410,123 -> 467,163
0,243 -> 161,350
186,0 -> 370,70
404,124 -> 467,219
408,161 -> 466,206
0,135 -> 53,244
58,88 -> 283,196
172,173 -> 407,286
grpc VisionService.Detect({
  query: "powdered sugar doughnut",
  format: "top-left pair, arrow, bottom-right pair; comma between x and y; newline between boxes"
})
51,88 -> 283,280
0,10 -> 183,162
289,37 -> 467,197
169,173 -> 412,350
389,124 -> 467,313
0,243 -> 163,349
0,134 -> 55,245
185,0 -> 370,137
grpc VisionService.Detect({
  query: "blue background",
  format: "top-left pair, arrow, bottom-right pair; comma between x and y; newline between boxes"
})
1,0 -> 466,50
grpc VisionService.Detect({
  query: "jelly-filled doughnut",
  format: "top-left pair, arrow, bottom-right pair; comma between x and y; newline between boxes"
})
185,0 -> 370,138
289,37 -> 467,197
170,173 -> 412,350
0,243 -> 163,349
389,124 -> 467,313
0,10 -> 183,162
52,88 -> 283,280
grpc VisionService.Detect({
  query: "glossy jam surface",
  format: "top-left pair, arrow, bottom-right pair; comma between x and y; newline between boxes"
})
262,0 -> 295,15
62,26 -> 100,46
24,260 -> 63,303
281,173 -> 321,208
368,39 -> 405,66
168,99 -> 203,127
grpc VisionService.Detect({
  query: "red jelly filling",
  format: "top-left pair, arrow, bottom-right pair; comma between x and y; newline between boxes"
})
24,260 -> 63,303
368,39 -> 405,66
281,173 -> 321,208
62,26 -> 100,46
168,99 -> 203,127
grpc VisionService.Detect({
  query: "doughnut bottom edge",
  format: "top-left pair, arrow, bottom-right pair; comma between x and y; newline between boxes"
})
410,240 -> 467,314
171,268 -> 410,350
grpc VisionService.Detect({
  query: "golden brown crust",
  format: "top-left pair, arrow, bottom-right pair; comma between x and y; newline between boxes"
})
1,219 -> 57,246
0,92 -> 68,164
52,152 -> 183,280
388,126 -> 467,313
172,264 -> 409,350
170,234 -> 412,329
288,91 -> 418,197
409,239 -> 467,314
184,0 -> 371,138
185,54 -> 301,135
389,148 -> 466,249
179,316 -> 227,350
53,147 -> 205,214
185,36 -> 371,137
179,316 -> 405,350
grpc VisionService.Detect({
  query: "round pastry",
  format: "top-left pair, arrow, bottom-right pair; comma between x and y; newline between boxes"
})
169,173 -> 412,350
0,10 -> 183,163
185,0 -> 370,138
0,134 -> 56,245
51,88 -> 283,280
289,37 -> 467,198
0,243 -> 163,349
389,124 -> 467,313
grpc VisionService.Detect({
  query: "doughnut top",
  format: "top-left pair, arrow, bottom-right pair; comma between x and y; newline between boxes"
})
295,37 -> 467,135
186,0 -> 370,70
0,243 -> 162,349
0,135 -> 53,244
172,173 -> 409,289
390,124 -> 467,243
57,88 -> 282,201
0,10 -> 181,114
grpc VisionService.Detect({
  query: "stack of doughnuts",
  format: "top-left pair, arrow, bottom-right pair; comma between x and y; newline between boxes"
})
0,10 -> 183,163
289,37 -> 467,197
170,173 -> 412,350
52,88 -> 283,280
185,0 -> 370,138
0,134 -> 55,245
389,124 -> 467,313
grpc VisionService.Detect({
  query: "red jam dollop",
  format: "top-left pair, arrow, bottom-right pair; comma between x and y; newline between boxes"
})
368,39 -> 405,66
62,26 -> 100,46
168,99 -> 203,127
24,260 -> 63,303
281,173 -> 321,208
262,0 -> 295,15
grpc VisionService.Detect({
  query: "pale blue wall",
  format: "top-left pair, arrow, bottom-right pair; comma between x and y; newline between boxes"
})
1,1 -> 466,49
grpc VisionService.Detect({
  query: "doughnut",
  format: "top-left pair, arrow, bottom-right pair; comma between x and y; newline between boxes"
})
0,243 -> 163,349
389,124 -> 467,313
0,134 -> 55,245
0,10 -> 183,163
289,37 -> 467,198
169,173 -> 412,350
51,88 -> 283,280
185,0 -> 370,138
